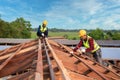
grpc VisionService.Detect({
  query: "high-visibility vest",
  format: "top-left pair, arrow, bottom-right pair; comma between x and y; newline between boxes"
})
40,26 -> 47,32
83,36 -> 100,53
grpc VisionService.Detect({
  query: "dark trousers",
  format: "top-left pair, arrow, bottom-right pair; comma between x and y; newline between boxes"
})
37,30 -> 48,37
37,31 -> 42,37
93,49 -> 102,64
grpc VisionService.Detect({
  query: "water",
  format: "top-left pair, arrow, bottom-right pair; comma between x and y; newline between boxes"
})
0,46 -> 120,59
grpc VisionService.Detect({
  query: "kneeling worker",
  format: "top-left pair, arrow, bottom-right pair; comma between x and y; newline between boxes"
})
37,20 -> 48,38
71,30 -> 102,64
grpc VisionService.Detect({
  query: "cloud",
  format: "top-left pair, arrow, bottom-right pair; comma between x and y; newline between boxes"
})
42,0 -> 104,29
6,0 -> 20,3
72,0 -> 103,15
0,11 -> 5,15
102,14 -> 120,29
110,0 -> 120,4
0,0 -> 120,30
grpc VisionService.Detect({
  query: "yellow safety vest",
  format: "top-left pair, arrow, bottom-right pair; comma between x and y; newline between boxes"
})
83,36 -> 100,53
40,26 -> 47,32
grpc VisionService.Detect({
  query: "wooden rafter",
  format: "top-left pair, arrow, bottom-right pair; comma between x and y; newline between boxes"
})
0,44 -> 24,70
35,39 -> 43,80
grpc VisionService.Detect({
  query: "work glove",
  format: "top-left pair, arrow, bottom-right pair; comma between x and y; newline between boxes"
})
77,50 -> 83,55
41,33 -> 44,37
81,49 -> 85,53
69,51 -> 74,57
70,51 -> 74,54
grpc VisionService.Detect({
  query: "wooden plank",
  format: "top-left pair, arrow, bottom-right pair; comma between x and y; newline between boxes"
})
0,48 -> 10,56
43,39 -> 55,80
0,45 -> 21,57
0,51 -> 37,77
35,39 -> 43,80
45,38 -> 71,80
0,44 -> 24,70
8,70 -> 34,80
35,72 -> 41,80
0,39 -> 37,57
0,44 -> 37,61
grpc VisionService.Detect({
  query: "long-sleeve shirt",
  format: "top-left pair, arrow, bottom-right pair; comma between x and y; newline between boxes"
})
37,25 -> 48,37
73,37 -> 94,53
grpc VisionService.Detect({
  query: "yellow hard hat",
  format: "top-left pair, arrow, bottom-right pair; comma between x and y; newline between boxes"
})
42,20 -> 48,25
79,30 -> 87,37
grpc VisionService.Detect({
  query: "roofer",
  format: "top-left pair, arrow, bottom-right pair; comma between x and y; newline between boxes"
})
37,20 -> 48,38
70,29 -> 102,64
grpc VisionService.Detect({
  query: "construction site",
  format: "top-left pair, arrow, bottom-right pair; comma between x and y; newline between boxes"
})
1,0 -> 120,80
0,38 -> 120,80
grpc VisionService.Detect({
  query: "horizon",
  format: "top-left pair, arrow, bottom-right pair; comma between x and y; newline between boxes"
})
32,27 -> 120,31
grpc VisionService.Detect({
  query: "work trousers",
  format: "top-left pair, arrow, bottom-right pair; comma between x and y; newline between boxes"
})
86,49 -> 102,64
93,49 -> 102,64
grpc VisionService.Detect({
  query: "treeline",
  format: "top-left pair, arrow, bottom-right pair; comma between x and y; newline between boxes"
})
0,17 -> 31,38
1,18 -> 120,40
32,28 -> 79,32
88,28 -> 120,40
32,28 -> 120,40
48,28 -> 79,32
57,28 -> 120,40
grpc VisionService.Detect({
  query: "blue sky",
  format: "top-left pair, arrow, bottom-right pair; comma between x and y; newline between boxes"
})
0,0 -> 120,30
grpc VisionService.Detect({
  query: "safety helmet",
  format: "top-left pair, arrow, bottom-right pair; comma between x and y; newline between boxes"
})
42,20 -> 48,25
79,30 -> 87,37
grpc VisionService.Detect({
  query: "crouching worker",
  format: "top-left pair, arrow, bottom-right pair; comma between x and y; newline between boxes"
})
70,30 -> 102,64
37,20 -> 48,38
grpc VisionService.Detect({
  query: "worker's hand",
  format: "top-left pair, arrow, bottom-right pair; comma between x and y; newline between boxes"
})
69,51 -> 74,57
77,50 -> 83,55
81,49 -> 85,53
70,51 -> 74,54
41,33 -> 44,37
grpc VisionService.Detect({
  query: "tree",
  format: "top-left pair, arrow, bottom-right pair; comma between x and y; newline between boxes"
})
105,31 -> 113,40
89,28 -> 104,40
0,19 -> 11,38
10,17 -> 31,38
0,17 -> 31,38
63,34 -> 68,39
112,32 -> 120,40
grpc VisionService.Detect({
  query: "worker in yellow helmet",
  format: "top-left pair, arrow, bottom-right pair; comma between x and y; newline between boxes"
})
70,29 -> 102,64
37,20 -> 48,38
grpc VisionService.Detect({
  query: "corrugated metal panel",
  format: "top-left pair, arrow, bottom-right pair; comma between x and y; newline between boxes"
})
54,39 -> 120,47
0,38 -> 33,44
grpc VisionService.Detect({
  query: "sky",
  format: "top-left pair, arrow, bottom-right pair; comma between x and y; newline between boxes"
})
0,0 -> 120,30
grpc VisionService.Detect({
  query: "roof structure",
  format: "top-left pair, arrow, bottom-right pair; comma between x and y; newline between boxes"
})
0,38 -> 120,80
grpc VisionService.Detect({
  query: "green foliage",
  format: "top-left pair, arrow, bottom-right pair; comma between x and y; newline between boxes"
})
112,32 -> 120,40
48,31 -> 79,40
31,28 -> 120,40
0,20 -> 11,38
0,17 -> 31,38
63,34 -> 68,39
72,37 -> 77,40
31,31 -> 37,39
88,28 -> 104,40
88,28 -> 120,40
